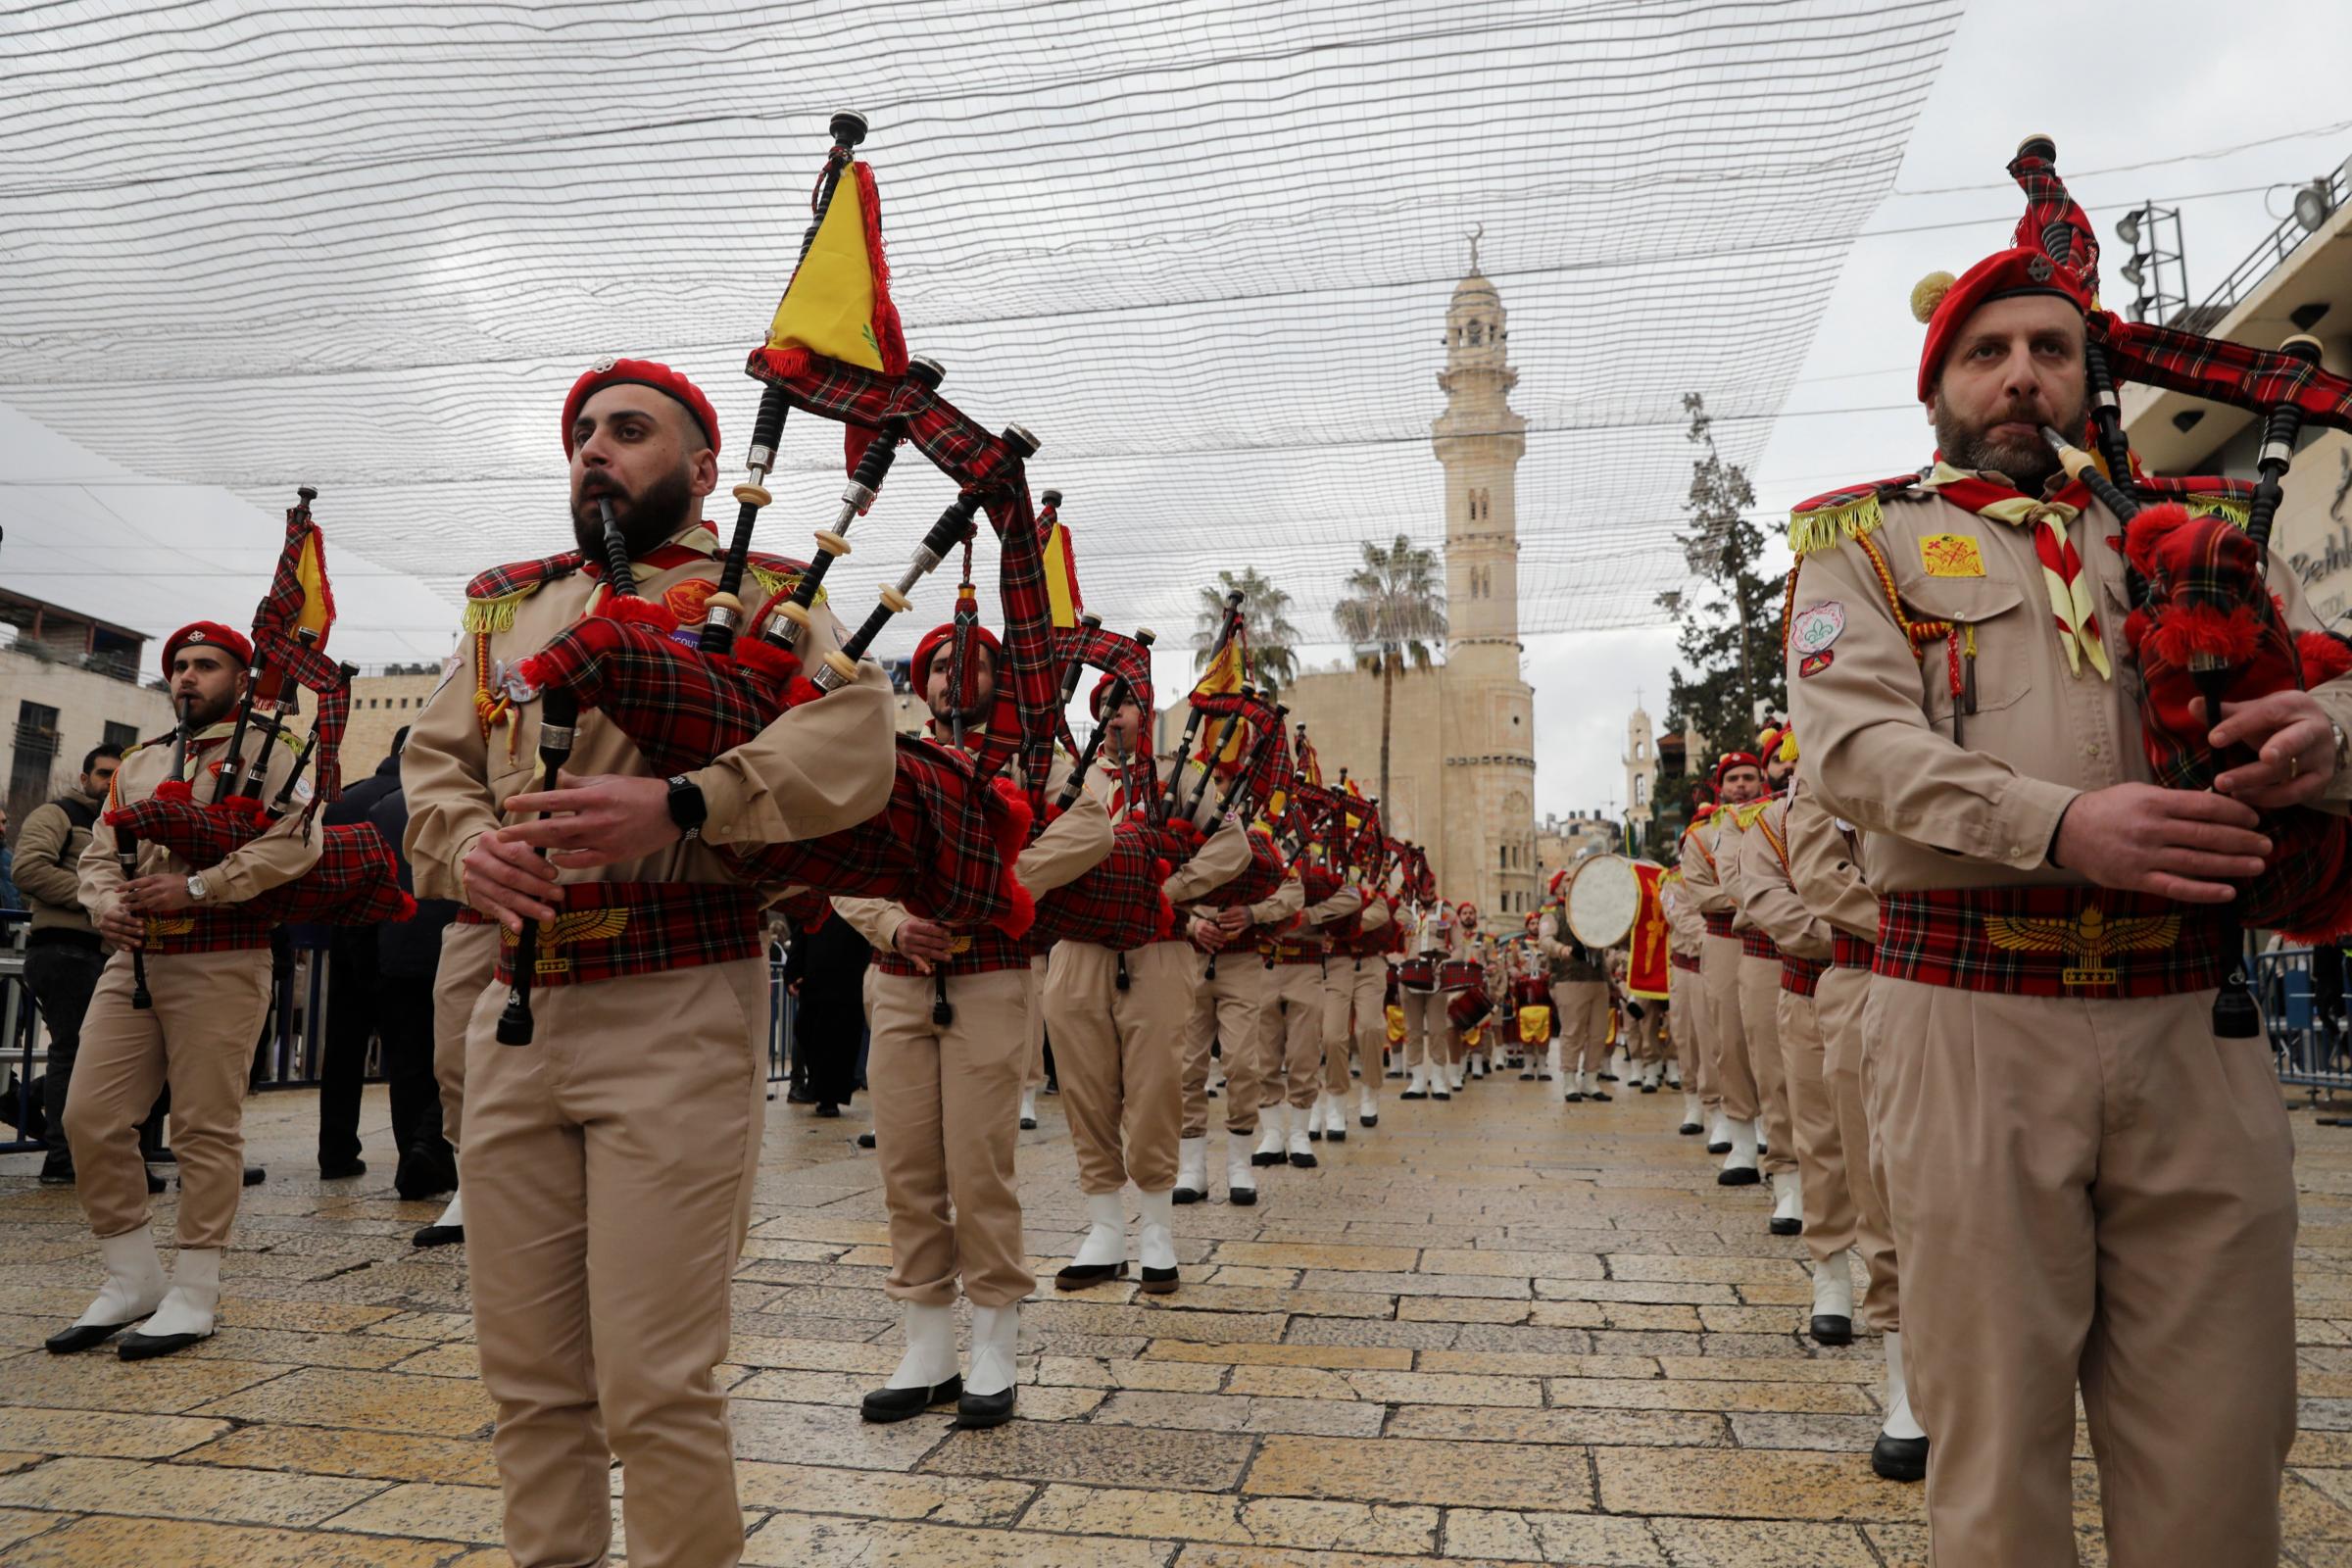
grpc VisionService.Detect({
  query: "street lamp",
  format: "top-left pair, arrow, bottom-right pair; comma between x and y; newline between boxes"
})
2295,177 -> 2335,234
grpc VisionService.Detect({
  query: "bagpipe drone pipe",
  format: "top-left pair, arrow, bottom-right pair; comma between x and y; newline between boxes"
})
2012,138 -> 2352,945
105,488 -> 415,932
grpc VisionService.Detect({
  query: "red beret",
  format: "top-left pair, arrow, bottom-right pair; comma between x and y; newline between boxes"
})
563,358 -> 720,457
1088,670 -> 1139,719
161,620 -> 252,678
1712,751 -> 1763,792
1914,247 -> 2093,402
909,622 -> 1004,694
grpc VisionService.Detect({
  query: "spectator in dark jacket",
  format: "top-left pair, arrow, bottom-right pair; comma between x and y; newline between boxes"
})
781,911 -> 870,1116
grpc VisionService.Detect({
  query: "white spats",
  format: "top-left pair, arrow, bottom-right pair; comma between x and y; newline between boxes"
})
1884,1330 -> 1926,1441
887,1302 -> 958,1390
1174,1137 -> 1208,1202
1225,1131 -> 1258,1202
73,1230 -> 166,1332
1071,1192 -> 1127,1269
965,1304 -> 1019,1398
1135,1189 -> 1178,1273
137,1247 -> 220,1342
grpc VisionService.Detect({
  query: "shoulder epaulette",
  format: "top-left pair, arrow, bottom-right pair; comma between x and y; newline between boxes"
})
2136,473 -> 2253,530
1734,799 -> 1773,829
1788,472 -> 1927,558
744,550 -> 815,608
463,552 -> 585,634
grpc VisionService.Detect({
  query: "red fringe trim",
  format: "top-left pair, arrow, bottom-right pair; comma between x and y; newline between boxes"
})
2145,603 -> 2263,666
596,596 -> 679,634
2299,630 -> 2352,688
2122,501 -> 2194,577
988,775 -> 1035,860
854,162 -> 908,377
2122,607 -> 2152,654
785,676 -> 825,709
1150,893 -> 1175,944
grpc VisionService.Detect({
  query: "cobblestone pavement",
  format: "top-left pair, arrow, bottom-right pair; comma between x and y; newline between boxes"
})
6,1061 -> 2352,1565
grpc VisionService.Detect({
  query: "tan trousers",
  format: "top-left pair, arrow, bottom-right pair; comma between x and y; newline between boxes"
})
1555,981 -> 1610,1074
1697,936 -> 1758,1121
1817,964 -> 1897,1330
1349,960 -> 1388,1092
1867,978 -> 2296,1568
462,956 -> 767,1568
1260,960 -> 1327,1109
1735,956 -> 1797,1173
1397,986 -> 1443,1068
867,967 -> 1033,1309
1046,941 -> 1188,1195
1180,947 -> 1266,1138
1319,958 -> 1381,1093
1023,953 -> 1049,1091
1775,988 -> 1855,1261
64,949 -> 272,1250
1670,964 -> 1713,1103
432,920 -> 500,1152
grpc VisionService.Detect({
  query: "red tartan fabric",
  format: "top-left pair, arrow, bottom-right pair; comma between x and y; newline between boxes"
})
105,796 -> 412,926
2095,313 -> 2352,437
1701,911 -> 1735,939
1875,888 -> 2234,999
142,908 -> 274,956
2007,147 -> 2102,294
1670,952 -> 1701,974
466,551 -> 585,603
1830,931 -> 1873,970
1780,956 -> 1826,998
1052,623 -> 1154,724
1739,929 -> 1780,961
1026,821 -> 1175,953
492,881 -> 762,988
1201,830 -> 1287,911
1190,689 -> 1290,819
247,497 -> 353,813
517,612 -> 798,779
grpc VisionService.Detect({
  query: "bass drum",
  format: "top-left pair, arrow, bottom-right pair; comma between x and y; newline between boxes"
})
1564,854 -> 1651,950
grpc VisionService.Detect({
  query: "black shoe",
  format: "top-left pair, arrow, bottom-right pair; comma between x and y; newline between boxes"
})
1717,1166 -> 1761,1187
1044,1078 -> 1058,1096
1399,1089 -> 1426,1101
1172,1187 -> 1202,1205
1326,1128 -> 1345,1143
857,1132 -> 877,1150
1538,1072 -> 1554,1082
1598,1072 -> 1618,1082
1387,1068 -> 1404,1079
119,1326 -> 211,1361
1359,1113 -> 1377,1128
413,1223 -> 466,1249
1287,1151 -> 1317,1169
955,1386 -> 1016,1429
1251,1149 -> 1282,1168
1770,1216 -> 1802,1237
1138,1266 -> 1179,1296
1640,1083 -> 1658,1094
1519,1071 -> 1536,1081
1679,1122 -> 1704,1136
1432,1090 -> 1450,1102
1589,1090 -> 1612,1102
1019,1116 -> 1037,1131
38,1151 -> 74,1186
861,1374 -> 962,1424
242,1166 -> 266,1187
1871,1433 -> 1928,1483
783,1088 -> 816,1104
813,1102 -> 842,1118
394,1148 -> 459,1202
47,1315 -> 147,1354
1227,1184 -> 1256,1206
1564,1092 -> 1584,1103
1054,1260 -> 1127,1291
1306,1127 -> 1323,1142
1707,1141 -> 1733,1154
319,1157 -> 368,1181
1205,1089 -> 1218,1099
1810,1314 -> 1853,1347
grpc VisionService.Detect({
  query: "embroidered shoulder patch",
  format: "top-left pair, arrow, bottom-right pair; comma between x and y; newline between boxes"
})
1788,601 -> 1845,657
1920,533 -> 1985,578
1798,649 -> 1835,679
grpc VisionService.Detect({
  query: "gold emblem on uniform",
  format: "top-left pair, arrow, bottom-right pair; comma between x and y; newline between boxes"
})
500,907 -> 631,975
1984,905 -> 2179,988
144,915 -> 195,938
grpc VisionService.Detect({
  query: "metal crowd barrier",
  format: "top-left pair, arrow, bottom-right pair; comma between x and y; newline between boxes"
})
2260,946 -> 2352,1102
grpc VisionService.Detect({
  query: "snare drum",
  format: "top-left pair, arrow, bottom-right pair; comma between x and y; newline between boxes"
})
1397,956 -> 1437,991
1446,988 -> 1494,1031
1439,959 -> 1484,993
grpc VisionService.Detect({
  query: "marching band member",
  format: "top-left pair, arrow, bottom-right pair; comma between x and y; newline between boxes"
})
1441,902 -> 1490,1088
1682,756 -> 1769,1180
1254,843 -> 1361,1168
1660,864 -> 1711,1136
1395,895 -> 1454,1101
1725,726 -> 1803,1233
1317,861 -> 1394,1134
1538,885 -> 1612,1103
1178,820 -> 1298,1204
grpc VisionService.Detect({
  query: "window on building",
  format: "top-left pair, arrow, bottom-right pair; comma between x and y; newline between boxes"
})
12,701 -> 62,818
102,720 -> 139,752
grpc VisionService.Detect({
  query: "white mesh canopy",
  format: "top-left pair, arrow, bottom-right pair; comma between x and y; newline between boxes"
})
0,0 -> 1963,656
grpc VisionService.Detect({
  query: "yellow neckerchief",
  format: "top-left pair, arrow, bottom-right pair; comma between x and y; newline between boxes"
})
1922,461 -> 2111,681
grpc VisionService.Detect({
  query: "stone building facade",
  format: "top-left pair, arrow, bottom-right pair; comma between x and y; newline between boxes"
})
1254,262 -> 1542,917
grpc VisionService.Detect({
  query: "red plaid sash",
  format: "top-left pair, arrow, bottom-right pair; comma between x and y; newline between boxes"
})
1670,952 -> 1700,973
1702,911 -> 1736,939
1830,931 -> 1873,970
1739,929 -> 1781,960
492,882 -> 761,988
1875,887 -> 2234,998
875,926 -> 1031,979
1780,956 -> 1826,998
142,907 -> 274,956
1026,823 -> 1174,954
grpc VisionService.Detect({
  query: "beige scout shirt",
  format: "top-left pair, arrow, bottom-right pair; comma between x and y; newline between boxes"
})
833,751 -> 1111,955
80,722 -> 320,922
1659,873 -> 1701,958
1785,781 -> 1878,943
1680,816 -> 1734,918
402,521 -> 897,908
1711,810 -> 1755,927
1789,473 -> 2352,892
1536,905 -> 1607,982
1737,794 -> 1833,961
18,788 -> 103,940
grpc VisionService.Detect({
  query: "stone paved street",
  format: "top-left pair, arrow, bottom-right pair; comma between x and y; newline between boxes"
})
7,1062 -> 2352,1565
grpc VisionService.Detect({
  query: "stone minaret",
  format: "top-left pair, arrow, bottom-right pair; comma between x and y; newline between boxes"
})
1431,240 -> 1538,917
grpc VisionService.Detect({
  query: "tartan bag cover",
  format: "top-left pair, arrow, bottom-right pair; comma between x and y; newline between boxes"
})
1026,818 -> 1177,952
1780,956 -> 1826,998
493,881 -> 763,988
1702,910 -> 1736,939
1202,828 -> 1288,911
1263,863 -> 1341,963
1875,887 -> 2233,999
2120,502 -> 2352,939
105,797 -> 415,927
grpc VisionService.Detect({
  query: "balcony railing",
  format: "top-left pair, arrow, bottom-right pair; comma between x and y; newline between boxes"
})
2190,159 -> 2351,326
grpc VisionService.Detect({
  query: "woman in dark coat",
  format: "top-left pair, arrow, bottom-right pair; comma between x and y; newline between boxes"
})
782,911 -> 871,1116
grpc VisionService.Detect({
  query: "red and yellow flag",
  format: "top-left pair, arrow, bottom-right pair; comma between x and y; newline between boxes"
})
1189,637 -> 1249,770
1044,520 -> 1083,631
1626,860 -> 1670,1000
765,162 -> 908,377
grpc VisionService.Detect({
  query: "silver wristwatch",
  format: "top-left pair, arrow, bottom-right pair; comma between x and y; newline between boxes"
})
184,872 -> 209,903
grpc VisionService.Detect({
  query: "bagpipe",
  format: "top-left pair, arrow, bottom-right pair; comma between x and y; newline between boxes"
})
2009,138 -> 2352,955
103,489 -> 416,1006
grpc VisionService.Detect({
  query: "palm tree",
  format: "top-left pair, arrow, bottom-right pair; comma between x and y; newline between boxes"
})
1333,534 -> 1446,808
1193,568 -> 1301,690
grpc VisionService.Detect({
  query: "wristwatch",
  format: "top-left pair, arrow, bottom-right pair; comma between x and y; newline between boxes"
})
665,774 -> 709,841
184,872 -> 210,904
